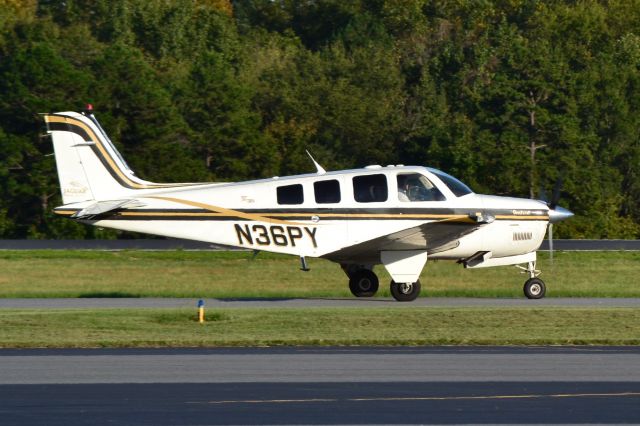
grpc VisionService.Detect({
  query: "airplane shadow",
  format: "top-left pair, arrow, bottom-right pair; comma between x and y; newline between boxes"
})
214,297 -> 397,303
214,297 -> 296,302
79,292 -> 141,298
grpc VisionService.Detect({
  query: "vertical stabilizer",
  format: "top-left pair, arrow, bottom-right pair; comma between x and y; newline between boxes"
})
44,111 -> 184,204
49,125 -> 96,204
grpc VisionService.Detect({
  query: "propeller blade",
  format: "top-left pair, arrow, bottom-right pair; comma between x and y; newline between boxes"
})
550,177 -> 563,209
539,186 -> 548,203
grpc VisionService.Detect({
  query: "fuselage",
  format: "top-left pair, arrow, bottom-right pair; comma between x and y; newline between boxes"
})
55,165 -> 550,264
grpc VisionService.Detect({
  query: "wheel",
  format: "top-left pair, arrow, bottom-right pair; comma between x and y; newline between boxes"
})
348,269 -> 379,297
524,277 -> 546,299
390,280 -> 421,302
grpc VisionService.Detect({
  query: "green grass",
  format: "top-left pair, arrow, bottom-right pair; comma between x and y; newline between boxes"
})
0,250 -> 638,298
0,307 -> 638,347
1,249 -> 639,298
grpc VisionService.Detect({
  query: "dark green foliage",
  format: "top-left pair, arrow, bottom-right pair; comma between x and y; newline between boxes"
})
0,0 -> 638,238
179,50 -> 276,179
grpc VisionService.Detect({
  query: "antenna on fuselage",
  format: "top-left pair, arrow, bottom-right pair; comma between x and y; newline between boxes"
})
306,150 -> 326,175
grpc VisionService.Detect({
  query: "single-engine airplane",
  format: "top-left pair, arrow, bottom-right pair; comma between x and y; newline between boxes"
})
44,109 -> 573,301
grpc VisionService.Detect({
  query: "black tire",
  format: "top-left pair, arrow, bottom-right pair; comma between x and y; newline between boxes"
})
348,269 -> 379,297
524,277 -> 546,299
390,280 -> 421,302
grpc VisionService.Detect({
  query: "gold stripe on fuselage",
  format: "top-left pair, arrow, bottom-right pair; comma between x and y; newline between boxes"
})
122,211 -> 476,223
149,196 -> 310,226
120,212 -> 226,217
494,215 -> 548,220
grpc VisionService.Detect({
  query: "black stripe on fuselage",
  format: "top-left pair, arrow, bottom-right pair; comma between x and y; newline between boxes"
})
166,207 -> 548,217
54,207 -> 548,222
57,207 -> 544,214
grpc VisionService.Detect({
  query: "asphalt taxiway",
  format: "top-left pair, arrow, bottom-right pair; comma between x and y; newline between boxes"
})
2,298 -> 639,424
1,346 -> 639,425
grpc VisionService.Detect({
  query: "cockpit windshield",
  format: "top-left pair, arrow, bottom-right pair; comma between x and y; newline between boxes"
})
427,168 -> 473,197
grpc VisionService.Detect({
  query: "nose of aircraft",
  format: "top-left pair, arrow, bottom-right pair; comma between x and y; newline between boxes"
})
548,206 -> 574,223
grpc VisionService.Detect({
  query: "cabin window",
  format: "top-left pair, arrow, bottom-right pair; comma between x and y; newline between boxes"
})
277,184 -> 303,205
314,179 -> 341,204
397,173 -> 446,202
353,174 -> 388,203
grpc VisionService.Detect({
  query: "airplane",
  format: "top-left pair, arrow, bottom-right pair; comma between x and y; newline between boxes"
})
43,109 -> 573,302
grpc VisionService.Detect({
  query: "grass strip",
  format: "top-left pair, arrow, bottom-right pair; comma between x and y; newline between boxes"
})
0,307 -> 638,347
0,250 -> 639,298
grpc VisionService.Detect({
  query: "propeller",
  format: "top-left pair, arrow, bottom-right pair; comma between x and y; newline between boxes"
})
538,177 -> 573,262
550,176 -> 563,209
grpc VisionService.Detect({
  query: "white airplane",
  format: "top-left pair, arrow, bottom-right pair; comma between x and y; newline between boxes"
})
44,110 -> 573,301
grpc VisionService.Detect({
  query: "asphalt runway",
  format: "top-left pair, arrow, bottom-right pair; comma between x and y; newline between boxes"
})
1,296 -> 640,309
2,347 -> 640,425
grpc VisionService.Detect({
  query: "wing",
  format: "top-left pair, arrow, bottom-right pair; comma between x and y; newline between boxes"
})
322,219 -> 483,264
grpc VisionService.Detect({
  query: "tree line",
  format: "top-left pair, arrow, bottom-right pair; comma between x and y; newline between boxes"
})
0,0 -> 639,239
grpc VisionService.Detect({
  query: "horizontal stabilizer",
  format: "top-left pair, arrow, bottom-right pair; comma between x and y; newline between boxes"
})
72,199 -> 146,219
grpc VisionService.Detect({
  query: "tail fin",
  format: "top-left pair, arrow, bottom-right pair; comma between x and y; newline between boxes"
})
44,111 -> 172,204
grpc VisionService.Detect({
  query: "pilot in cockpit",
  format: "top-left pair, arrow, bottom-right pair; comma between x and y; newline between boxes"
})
397,175 -> 413,202
397,173 -> 443,202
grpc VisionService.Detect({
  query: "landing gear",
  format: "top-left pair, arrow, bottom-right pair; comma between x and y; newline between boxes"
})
518,260 -> 546,299
524,278 -> 546,299
348,269 -> 379,297
390,280 -> 421,302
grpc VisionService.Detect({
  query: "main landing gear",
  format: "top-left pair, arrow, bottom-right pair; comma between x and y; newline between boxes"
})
518,261 -> 546,299
343,265 -> 422,301
348,268 -> 379,297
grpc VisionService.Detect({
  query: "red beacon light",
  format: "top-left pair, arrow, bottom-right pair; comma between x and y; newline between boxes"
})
82,103 -> 94,116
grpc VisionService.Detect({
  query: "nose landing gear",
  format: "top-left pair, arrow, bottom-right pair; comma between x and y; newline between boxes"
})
518,261 -> 546,299
524,277 -> 546,299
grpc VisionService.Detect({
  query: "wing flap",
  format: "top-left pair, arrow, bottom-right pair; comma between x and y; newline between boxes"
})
323,220 -> 483,263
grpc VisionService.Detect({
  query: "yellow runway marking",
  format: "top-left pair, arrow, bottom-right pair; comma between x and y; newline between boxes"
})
350,391 -> 640,402
192,398 -> 338,405
188,391 -> 640,405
